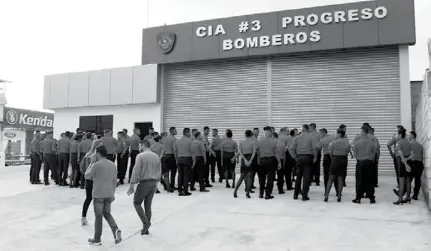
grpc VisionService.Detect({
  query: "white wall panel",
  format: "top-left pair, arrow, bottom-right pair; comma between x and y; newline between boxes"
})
89,70 -> 110,106
43,76 -> 50,109
110,67 -> 133,105
52,103 -> 161,137
133,64 -> 158,104
68,72 -> 89,107
49,74 -> 69,108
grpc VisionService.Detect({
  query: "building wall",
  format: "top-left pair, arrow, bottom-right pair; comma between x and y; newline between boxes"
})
44,65 -> 159,109
415,70 -> 431,210
52,104 -> 161,137
411,80 -> 423,131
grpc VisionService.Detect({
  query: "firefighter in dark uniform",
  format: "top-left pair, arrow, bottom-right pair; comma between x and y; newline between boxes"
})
40,131 -> 58,185
318,128 -> 334,190
30,131 -> 43,184
290,124 -> 318,201
352,126 -> 376,204
387,125 -> 405,188
174,128 -> 194,196
256,128 -> 280,200
309,123 -> 321,186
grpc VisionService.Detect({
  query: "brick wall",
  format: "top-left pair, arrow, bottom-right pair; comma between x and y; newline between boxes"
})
415,70 -> 431,210
411,81 -> 423,131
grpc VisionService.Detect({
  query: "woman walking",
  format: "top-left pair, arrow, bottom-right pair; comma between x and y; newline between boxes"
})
324,128 -> 350,202
221,129 -> 238,188
233,130 -> 257,198
80,139 -> 102,226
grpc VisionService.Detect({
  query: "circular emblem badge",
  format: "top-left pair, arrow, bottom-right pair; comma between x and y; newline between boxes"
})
4,132 -> 16,138
6,110 -> 18,125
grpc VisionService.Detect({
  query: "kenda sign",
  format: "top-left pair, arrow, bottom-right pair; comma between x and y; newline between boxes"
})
3,106 -> 54,129
142,0 -> 416,65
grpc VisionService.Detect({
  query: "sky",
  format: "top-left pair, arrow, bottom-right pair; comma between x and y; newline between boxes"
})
0,0 -> 430,111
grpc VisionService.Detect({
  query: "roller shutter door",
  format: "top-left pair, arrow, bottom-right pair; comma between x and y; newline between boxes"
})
163,58 -> 268,141
271,47 -> 400,174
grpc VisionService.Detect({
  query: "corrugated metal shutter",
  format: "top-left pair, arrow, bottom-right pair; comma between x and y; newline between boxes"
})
163,58 -> 268,141
271,47 -> 400,174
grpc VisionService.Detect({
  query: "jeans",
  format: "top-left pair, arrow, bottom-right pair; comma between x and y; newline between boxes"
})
133,180 -> 158,226
82,180 -> 93,217
93,197 -> 119,242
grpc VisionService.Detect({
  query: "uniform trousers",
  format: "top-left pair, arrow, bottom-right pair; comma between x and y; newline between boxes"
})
204,152 -> 212,185
294,154 -> 313,197
322,154 -> 331,189
128,150 -> 140,181
412,160 -> 424,197
284,151 -> 295,189
58,152 -> 70,183
355,159 -> 375,199
190,157 -> 205,190
117,153 -> 127,183
163,154 -> 177,189
70,152 -> 79,186
311,151 -> 321,184
258,157 -> 277,196
43,153 -> 58,183
212,150 -> 223,181
177,157 -> 192,194
276,158 -> 288,191
30,153 -> 42,183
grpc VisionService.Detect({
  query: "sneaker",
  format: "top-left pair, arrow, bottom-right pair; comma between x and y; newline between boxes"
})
88,238 -> 102,246
81,217 -> 88,226
114,229 -> 122,244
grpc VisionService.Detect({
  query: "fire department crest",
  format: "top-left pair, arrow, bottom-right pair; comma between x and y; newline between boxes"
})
157,32 -> 176,54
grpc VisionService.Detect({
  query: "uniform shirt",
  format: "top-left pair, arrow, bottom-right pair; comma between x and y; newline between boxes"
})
257,137 -> 278,158
329,137 -> 351,156
58,138 -> 71,153
150,142 -> 164,157
101,136 -> 118,154
202,134 -> 211,152
387,134 -> 398,149
279,134 -> 289,148
162,135 -> 176,154
127,134 -> 141,151
211,135 -> 222,151
117,138 -> 126,154
290,132 -> 317,156
240,138 -> 257,155
31,138 -> 41,154
276,140 -> 286,159
149,138 -> 156,146
396,138 -> 412,157
40,138 -> 56,154
85,158 -> 117,198
78,139 -> 93,155
130,150 -> 162,184
354,133 -> 378,148
319,135 -> 333,155
410,140 -> 424,162
309,130 -> 319,149
354,136 -> 375,161
191,140 -> 205,157
175,137 -> 193,157
70,140 -> 80,153
221,138 -> 238,153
